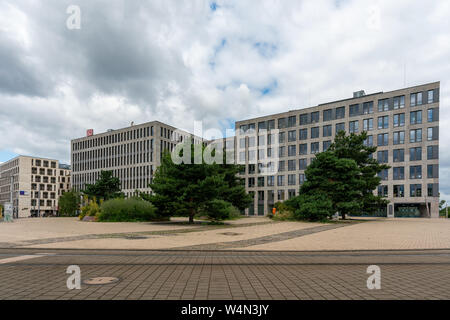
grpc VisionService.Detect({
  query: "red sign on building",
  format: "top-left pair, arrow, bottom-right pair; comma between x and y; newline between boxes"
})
86,129 -> 94,137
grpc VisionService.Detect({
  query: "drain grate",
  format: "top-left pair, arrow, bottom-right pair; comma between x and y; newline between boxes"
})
83,277 -> 120,285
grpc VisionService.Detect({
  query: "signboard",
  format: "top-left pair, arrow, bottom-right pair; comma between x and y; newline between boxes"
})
19,191 -> 29,196
86,129 -> 94,137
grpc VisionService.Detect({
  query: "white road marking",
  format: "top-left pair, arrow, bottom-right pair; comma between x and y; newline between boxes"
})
0,254 -> 45,264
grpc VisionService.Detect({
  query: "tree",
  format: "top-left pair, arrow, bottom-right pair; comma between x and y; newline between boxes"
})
58,190 -> 81,217
297,151 -> 364,220
82,170 -> 123,201
327,131 -> 391,217
145,144 -> 252,224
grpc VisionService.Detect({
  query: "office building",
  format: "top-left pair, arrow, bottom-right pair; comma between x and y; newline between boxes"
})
0,156 -> 72,218
235,82 -> 440,218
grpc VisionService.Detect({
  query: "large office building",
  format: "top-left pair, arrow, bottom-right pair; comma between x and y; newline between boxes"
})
71,121 -> 204,196
235,82 -> 440,218
0,156 -> 72,218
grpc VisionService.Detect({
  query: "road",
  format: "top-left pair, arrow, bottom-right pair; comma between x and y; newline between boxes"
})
0,248 -> 449,300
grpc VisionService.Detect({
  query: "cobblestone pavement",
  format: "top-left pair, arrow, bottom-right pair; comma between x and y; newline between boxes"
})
174,223 -> 349,250
0,249 -> 449,300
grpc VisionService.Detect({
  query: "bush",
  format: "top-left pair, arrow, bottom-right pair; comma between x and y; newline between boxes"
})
98,197 -> 157,222
202,199 -> 234,221
79,200 -> 101,220
272,201 -> 295,221
293,193 -> 334,222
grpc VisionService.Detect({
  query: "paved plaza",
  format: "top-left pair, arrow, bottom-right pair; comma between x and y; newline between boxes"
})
0,217 -> 449,300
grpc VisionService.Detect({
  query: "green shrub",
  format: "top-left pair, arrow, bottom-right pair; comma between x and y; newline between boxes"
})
202,199 -> 234,221
272,201 -> 295,221
98,197 -> 157,222
79,200 -> 101,220
293,193 -> 334,222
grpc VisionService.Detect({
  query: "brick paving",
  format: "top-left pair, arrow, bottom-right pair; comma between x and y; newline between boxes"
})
0,249 -> 449,300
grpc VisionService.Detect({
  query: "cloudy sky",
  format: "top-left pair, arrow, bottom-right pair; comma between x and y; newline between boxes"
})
0,0 -> 449,199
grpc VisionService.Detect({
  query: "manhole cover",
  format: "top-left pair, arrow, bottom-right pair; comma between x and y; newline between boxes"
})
219,232 -> 242,236
83,277 -> 120,285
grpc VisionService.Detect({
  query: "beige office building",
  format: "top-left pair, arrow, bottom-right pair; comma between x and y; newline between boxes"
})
0,156 -> 72,218
71,121 -> 204,196
235,82 -> 440,218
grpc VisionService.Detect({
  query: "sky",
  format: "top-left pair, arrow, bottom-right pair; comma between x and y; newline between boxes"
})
0,0 -> 449,200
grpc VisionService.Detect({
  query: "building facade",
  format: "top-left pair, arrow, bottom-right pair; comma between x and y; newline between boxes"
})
235,82 -> 440,218
71,121 -> 203,197
0,156 -> 72,218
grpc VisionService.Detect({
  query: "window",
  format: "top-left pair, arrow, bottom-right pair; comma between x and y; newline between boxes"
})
299,174 -> 306,185
409,147 -> 422,161
288,174 -> 296,186
288,160 -> 296,171
311,127 -> 319,139
311,142 -> 319,154
393,95 -> 405,109
410,184 -> 422,197
394,185 -> 405,198
349,121 -> 359,133
427,164 -> 438,179
349,104 -> 360,117
336,122 -> 345,133
288,145 -> 296,157
239,152 -> 245,162
377,133 -> 388,146
428,108 -> 437,122
267,176 -> 275,186
393,113 -> 405,127
323,109 -> 332,121
288,116 -> 296,127
378,116 -> 389,129
248,178 -> 255,188
277,175 -> 285,186
364,135 -> 373,146
258,135 -> 265,146
409,129 -> 422,143
393,131 -> 405,145
323,141 -> 332,151
393,149 -> 405,162
377,150 -> 388,163
311,111 -> 319,123
299,129 -> 308,140
323,125 -> 332,137
428,184 -> 438,197
393,167 -> 404,180
299,159 -> 307,170
363,118 -> 373,131
409,166 -> 422,179
258,149 -> 265,160
428,90 -> 434,104
410,111 -> 422,125
410,92 -> 423,107
278,132 -> 285,143
258,177 -> 265,187
248,136 -> 256,147
258,121 -> 267,132
278,146 -> 286,157
299,144 -> 307,155
288,130 -> 296,142
378,169 -> 388,181
278,161 -> 285,172
427,145 -> 438,160
336,106 -> 345,119
278,118 -> 287,129
363,101 -> 373,114
248,164 -> 256,174
427,127 -> 438,141
299,114 -> 309,125
277,190 -> 285,201
248,150 -> 256,161
378,99 -> 389,112
267,120 -> 275,130
378,185 -> 388,197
